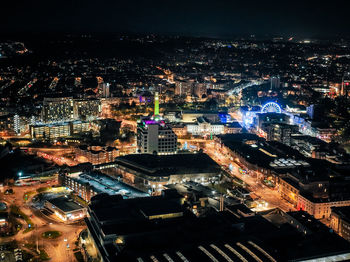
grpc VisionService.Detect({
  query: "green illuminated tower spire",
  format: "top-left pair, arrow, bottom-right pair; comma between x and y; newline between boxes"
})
154,91 -> 159,118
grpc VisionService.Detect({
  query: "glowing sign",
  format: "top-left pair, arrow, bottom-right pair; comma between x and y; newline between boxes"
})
261,102 -> 282,114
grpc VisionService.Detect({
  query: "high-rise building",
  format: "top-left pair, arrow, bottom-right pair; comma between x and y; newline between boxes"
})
41,97 -> 74,123
270,76 -> 280,89
73,99 -> 101,120
193,82 -> 207,98
41,97 -> 101,123
137,119 -> 177,154
175,80 -> 193,96
260,123 -> 298,146
30,116 -> 36,126
13,114 -> 20,135
102,83 -> 110,98
137,92 -> 177,155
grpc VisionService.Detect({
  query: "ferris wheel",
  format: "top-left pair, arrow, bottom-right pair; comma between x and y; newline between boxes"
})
261,102 -> 282,113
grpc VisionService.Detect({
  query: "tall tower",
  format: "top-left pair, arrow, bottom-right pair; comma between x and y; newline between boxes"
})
154,92 -> 159,117
14,114 -> 20,135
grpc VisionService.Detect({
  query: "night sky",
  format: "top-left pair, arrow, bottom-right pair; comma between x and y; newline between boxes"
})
1,0 -> 350,37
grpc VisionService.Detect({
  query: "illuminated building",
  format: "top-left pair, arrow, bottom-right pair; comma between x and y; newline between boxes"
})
297,195 -> 350,219
71,120 -> 99,134
193,82 -> 207,98
114,153 -> 222,191
59,170 -> 148,202
311,126 -> 337,143
181,111 -> 223,123
289,134 -> 341,161
31,122 -> 70,140
169,124 -> 188,137
217,133 -> 310,183
270,76 -> 280,89
255,113 -> 289,130
41,97 -> 101,123
44,196 -> 87,222
259,123 -> 297,145
101,83 -> 110,98
30,115 -> 36,126
277,168 -> 350,219
137,92 -> 177,155
30,120 -> 98,140
75,145 -> 119,165
285,104 -> 306,114
186,118 -> 241,136
137,119 -> 177,154
41,97 -> 74,123
59,173 -> 98,202
330,207 -> 350,241
174,80 -> 193,96
299,119 -> 337,142
13,114 -> 20,135
279,177 -> 300,206
73,99 -> 101,120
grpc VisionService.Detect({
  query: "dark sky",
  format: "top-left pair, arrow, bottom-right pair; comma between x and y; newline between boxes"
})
1,0 -> 349,37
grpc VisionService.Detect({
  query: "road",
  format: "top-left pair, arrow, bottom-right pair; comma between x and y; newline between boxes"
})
178,138 -> 296,212
206,141 -> 296,212
0,183 -> 86,262
26,147 -> 78,166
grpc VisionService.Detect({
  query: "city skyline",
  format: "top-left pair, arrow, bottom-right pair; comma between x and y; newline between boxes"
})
2,3 -> 350,261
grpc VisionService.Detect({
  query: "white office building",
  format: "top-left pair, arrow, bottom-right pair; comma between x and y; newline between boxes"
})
137,119 -> 177,155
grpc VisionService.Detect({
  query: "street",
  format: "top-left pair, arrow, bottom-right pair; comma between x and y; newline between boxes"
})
0,183 -> 86,262
179,138 -> 296,212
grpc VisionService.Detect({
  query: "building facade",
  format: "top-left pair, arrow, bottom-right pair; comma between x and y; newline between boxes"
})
41,97 -> 74,123
330,207 -> 350,241
137,119 -> 177,155
75,145 -> 119,165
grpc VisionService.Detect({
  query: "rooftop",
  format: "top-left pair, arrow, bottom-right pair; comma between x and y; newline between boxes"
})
67,171 -> 148,198
47,196 -> 85,213
115,153 -> 221,177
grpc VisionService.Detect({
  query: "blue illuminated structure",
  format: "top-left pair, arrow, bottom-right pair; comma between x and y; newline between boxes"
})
218,113 -> 231,123
243,111 -> 254,127
261,102 -> 282,114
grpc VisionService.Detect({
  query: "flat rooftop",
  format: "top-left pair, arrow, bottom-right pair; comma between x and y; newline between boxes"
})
47,196 -> 84,213
115,153 -> 221,177
68,171 -> 148,198
88,191 -> 185,236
